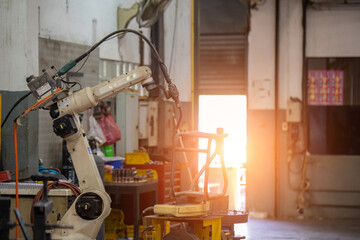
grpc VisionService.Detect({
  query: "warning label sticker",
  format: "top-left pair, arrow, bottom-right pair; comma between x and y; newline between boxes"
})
36,83 -> 51,97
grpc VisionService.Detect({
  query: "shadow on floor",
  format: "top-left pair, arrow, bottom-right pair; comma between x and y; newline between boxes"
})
234,218 -> 360,240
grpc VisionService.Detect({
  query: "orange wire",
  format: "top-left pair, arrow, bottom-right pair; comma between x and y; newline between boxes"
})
14,122 -> 19,239
14,87 -> 60,239
20,88 -> 60,117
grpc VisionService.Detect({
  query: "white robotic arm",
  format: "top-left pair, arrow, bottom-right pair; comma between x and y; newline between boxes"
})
26,66 -> 155,240
22,29 -> 181,240
55,66 -> 154,117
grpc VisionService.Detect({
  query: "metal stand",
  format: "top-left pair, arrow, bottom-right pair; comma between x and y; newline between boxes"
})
153,128 -> 249,239
171,128 -> 228,202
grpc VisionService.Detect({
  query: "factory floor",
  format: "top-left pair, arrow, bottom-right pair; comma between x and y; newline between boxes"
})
234,218 -> 360,240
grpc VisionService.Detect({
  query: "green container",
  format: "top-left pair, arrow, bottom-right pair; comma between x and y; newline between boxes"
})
102,145 -> 114,157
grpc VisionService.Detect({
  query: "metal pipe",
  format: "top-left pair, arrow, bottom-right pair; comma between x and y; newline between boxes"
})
274,0 -> 280,219
302,0 -> 308,147
174,147 -> 207,153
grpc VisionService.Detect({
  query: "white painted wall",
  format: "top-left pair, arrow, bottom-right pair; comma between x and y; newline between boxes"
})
27,0 -> 40,79
0,0 -> 190,98
0,0 -> 39,91
39,0 -> 151,64
0,0 -> 153,91
248,0 -> 276,110
307,7 -> 360,57
278,4 -> 360,109
278,0 -> 303,109
163,0 -> 192,102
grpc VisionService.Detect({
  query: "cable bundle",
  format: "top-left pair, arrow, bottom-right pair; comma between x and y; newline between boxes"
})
30,181 -> 82,224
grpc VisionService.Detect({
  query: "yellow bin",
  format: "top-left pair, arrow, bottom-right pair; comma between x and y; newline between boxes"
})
125,152 -> 150,165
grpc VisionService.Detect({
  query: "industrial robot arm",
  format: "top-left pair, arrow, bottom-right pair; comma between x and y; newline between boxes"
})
26,66 -> 155,240
18,29 -> 181,240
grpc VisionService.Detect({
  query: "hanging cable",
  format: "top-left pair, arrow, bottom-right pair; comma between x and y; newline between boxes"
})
1,91 -> 31,128
12,87 -> 62,238
55,29 -> 182,129
30,181 -> 81,223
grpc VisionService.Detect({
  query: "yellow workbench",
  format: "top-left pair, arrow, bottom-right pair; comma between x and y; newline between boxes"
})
145,215 -> 222,240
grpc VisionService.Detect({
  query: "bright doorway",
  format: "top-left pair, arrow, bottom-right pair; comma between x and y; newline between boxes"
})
198,95 -> 247,210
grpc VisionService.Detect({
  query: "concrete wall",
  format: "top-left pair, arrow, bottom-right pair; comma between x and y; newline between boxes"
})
0,0 -> 39,91
0,0 -> 40,177
163,0 -> 192,102
38,38 -> 100,169
307,7 -> 360,57
278,3 -> 360,219
247,0 -> 360,219
36,0 -> 158,169
277,0 -> 303,219
248,0 -> 276,110
0,0 -> 154,170
0,0 -> 193,170
278,0 -> 303,109
39,0 -> 150,64
247,0 -> 276,218
0,0 -> 151,90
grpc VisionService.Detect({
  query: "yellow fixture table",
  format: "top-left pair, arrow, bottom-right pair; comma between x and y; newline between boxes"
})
145,215 -> 222,240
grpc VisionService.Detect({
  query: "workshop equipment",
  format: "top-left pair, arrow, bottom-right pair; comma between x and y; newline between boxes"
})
0,182 -> 75,239
0,196 -> 12,240
150,128 -> 248,239
125,152 -> 150,165
146,215 -> 221,240
0,172 -> 75,240
125,163 -> 181,204
14,29 -> 181,240
154,128 -> 229,216
1,29 -> 181,239
31,172 -> 74,240
104,209 -> 126,240
105,180 -> 158,240
24,66 -> 155,240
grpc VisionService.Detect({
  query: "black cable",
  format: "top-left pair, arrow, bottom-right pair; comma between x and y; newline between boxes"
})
176,107 -> 182,130
1,91 -> 31,128
85,29 -> 173,86
61,79 -> 82,90
140,226 -> 154,240
87,30 -> 161,62
89,29 -> 183,128
60,29 -> 182,129
156,84 -> 170,98
105,33 -> 122,42
75,54 -> 90,73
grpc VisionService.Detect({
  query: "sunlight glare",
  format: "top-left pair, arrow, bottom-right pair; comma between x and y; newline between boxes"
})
198,95 -> 247,168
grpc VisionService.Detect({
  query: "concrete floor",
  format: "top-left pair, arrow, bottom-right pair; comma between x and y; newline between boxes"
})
234,218 -> 360,240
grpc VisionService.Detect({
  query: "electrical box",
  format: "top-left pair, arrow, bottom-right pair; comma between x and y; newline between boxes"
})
139,101 -> 148,140
286,99 -> 302,123
147,101 -> 158,147
116,92 -> 139,156
139,101 -> 158,147
158,101 -> 174,149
